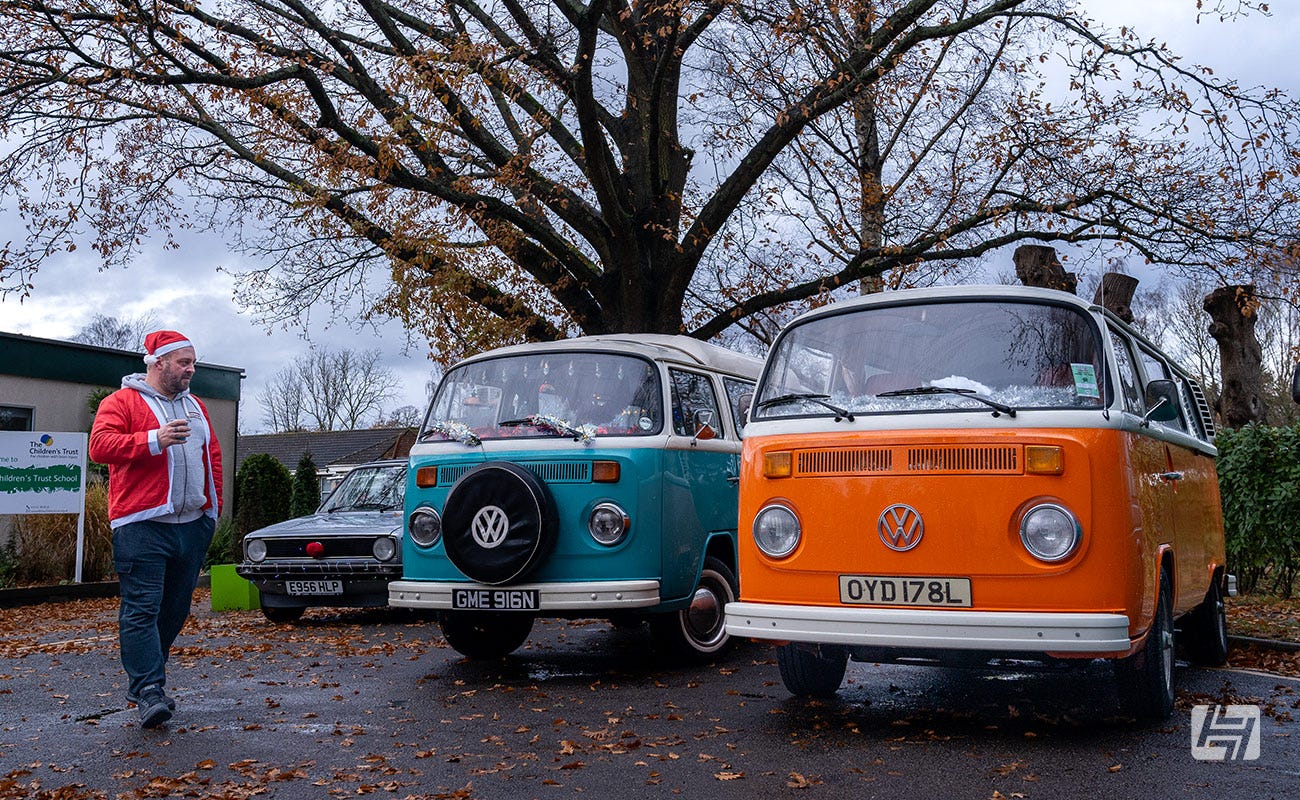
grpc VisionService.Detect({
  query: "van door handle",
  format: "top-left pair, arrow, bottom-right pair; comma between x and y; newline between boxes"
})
726,474 -> 740,486
1159,471 -> 1184,482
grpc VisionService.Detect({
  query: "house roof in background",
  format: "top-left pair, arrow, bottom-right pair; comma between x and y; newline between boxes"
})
237,428 -> 416,472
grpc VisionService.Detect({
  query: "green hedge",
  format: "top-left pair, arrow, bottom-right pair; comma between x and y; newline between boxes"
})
1216,423 -> 1300,598
235,453 -> 293,537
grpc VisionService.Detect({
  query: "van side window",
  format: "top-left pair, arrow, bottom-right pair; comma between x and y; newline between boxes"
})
723,378 -> 756,438
670,369 -> 723,437
1136,345 -> 1188,432
1108,329 -> 1144,413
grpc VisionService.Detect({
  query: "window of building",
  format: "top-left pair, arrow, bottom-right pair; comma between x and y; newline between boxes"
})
0,406 -> 33,431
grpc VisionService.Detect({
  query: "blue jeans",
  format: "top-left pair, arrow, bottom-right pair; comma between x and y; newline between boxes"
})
113,517 -> 215,698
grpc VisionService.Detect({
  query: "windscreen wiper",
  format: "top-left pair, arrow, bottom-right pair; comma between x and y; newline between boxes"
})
755,392 -> 854,422
877,386 -> 1017,418
500,415 -> 594,442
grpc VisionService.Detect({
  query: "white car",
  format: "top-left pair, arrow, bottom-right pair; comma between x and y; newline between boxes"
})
237,460 -> 406,623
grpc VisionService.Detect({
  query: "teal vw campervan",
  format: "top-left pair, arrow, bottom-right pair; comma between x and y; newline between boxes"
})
389,335 -> 761,660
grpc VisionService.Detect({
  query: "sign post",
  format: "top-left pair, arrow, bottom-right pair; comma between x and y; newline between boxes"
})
0,431 -> 90,582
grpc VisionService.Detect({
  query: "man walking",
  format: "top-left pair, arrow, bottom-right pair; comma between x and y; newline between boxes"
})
90,330 -> 223,729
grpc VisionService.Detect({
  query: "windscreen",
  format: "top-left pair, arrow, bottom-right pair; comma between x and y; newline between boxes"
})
422,352 -> 663,440
755,300 -> 1105,419
321,463 -> 406,513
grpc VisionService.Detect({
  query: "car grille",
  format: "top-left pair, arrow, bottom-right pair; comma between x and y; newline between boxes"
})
438,461 -> 594,486
795,445 -> 1020,476
264,538 -> 381,559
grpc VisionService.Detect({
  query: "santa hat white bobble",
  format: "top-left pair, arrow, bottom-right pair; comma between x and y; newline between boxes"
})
142,330 -> 195,366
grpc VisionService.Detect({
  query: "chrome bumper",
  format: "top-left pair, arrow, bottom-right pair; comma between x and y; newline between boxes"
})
237,560 -> 402,580
724,601 -> 1131,654
388,579 -> 660,611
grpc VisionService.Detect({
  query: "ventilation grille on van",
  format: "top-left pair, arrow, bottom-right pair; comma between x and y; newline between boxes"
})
907,445 -> 1018,473
797,449 -> 893,475
793,445 -> 1021,476
437,461 -> 592,486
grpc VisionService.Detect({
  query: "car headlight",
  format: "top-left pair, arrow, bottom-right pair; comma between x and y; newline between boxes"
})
753,504 -> 800,558
588,503 -> 630,546
372,537 -> 397,562
408,507 -> 442,547
246,539 -> 267,563
1019,503 -> 1081,562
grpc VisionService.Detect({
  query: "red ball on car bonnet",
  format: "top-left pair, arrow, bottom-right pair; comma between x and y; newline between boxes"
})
305,541 -> 325,558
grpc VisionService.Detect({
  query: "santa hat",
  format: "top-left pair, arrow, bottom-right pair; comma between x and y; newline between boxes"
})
142,330 -> 195,366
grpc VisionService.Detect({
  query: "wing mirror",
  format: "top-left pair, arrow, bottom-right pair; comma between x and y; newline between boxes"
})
1291,363 -> 1300,403
1141,379 -> 1180,427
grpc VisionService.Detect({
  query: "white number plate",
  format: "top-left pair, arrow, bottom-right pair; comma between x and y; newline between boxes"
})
839,575 -> 972,607
285,579 -> 344,596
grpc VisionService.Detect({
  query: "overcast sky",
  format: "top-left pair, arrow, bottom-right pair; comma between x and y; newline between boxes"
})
1,1 -> 1295,434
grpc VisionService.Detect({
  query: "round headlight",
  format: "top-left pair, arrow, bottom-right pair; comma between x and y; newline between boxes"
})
246,539 -> 267,563
408,507 -> 442,547
753,504 -> 800,558
1019,503 -> 1081,562
588,503 -> 630,546
372,537 -> 397,561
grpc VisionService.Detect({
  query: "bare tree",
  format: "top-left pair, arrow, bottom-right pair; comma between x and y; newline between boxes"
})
1,1 -> 1297,361
70,313 -> 159,351
258,347 -> 401,432
374,405 -> 422,429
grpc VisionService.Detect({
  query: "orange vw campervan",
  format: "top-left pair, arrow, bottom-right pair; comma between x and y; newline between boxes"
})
726,286 -> 1230,719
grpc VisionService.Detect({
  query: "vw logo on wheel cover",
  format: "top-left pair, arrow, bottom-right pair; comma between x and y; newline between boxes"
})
471,505 -> 510,549
878,504 -> 924,551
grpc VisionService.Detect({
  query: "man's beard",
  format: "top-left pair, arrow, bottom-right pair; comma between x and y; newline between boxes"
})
162,372 -> 190,396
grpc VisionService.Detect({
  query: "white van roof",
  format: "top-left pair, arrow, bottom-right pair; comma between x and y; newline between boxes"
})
455,334 -> 764,379
787,285 -> 1096,327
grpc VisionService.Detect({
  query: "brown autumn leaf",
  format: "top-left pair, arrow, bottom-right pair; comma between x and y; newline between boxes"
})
715,771 -> 744,780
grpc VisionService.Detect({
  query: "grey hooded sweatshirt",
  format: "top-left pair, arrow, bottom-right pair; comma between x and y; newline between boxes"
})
121,373 -> 212,524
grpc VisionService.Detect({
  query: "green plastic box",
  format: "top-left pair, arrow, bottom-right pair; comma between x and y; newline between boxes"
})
209,563 -> 259,611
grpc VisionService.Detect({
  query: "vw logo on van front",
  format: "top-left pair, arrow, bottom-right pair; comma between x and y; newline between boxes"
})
878,504 -> 924,551
471,505 -> 510,549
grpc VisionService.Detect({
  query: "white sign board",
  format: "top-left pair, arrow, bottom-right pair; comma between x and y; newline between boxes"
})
0,431 -> 88,514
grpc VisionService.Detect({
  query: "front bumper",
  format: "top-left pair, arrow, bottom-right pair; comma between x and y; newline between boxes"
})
724,601 -> 1131,654
237,559 -> 402,580
388,579 -> 660,611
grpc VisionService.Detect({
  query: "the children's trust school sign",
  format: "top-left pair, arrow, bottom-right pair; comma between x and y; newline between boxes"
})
0,431 -> 87,514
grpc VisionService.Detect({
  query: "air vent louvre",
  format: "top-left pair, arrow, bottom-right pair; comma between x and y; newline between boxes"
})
796,449 -> 893,475
907,446 -> 1018,473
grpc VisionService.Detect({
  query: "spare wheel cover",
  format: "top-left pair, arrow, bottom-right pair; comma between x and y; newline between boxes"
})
442,461 -> 556,585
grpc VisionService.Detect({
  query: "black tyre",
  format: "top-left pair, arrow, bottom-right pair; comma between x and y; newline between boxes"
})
1117,566 -> 1176,720
441,462 -> 557,585
777,643 -> 848,698
439,611 -> 534,660
261,602 -> 305,624
1181,575 -> 1229,667
649,556 -> 737,662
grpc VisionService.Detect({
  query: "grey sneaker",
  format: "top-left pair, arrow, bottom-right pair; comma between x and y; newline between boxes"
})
127,688 -> 176,710
137,685 -> 173,729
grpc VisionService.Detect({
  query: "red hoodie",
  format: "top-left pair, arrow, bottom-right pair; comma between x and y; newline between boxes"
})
90,384 -> 224,528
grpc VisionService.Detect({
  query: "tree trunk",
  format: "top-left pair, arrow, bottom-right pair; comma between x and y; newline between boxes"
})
1204,284 -> 1267,428
1013,245 -> 1077,294
1093,272 -> 1138,323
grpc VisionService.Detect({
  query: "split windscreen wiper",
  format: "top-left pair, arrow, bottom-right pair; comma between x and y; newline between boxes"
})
754,393 -> 854,422
877,386 -> 1017,418
499,415 -> 592,441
